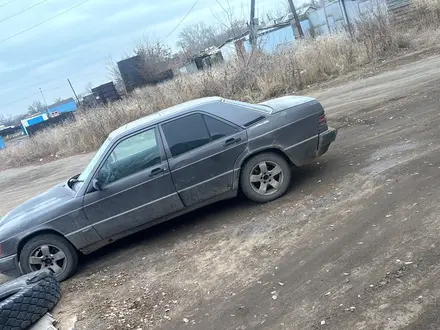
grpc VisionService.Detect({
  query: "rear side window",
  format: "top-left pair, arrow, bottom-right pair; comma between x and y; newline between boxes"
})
203,115 -> 237,141
162,114 -> 211,157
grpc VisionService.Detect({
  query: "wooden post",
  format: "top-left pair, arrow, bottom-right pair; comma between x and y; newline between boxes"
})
287,0 -> 305,38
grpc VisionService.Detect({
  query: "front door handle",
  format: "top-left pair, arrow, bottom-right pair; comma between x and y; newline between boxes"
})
224,137 -> 241,147
150,167 -> 165,177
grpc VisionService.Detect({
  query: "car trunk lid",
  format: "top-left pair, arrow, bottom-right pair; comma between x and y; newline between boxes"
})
259,96 -> 316,113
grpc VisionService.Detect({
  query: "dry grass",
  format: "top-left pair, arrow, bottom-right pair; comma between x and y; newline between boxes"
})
413,0 -> 440,28
1,7 -> 439,169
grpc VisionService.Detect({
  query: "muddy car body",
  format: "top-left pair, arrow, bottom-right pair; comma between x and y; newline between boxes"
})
0,96 -> 336,281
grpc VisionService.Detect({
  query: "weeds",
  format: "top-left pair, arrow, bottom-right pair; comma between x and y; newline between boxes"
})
413,0 -> 440,28
1,4 -> 439,169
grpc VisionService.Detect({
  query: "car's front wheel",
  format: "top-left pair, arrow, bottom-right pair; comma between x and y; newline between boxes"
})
19,234 -> 78,282
240,152 -> 291,203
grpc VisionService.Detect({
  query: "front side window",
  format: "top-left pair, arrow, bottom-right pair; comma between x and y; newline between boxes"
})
162,114 -> 211,157
97,128 -> 161,185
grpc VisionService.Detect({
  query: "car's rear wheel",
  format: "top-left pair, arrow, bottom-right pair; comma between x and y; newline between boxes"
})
240,152 -> 291,203
19,234 -> 78,282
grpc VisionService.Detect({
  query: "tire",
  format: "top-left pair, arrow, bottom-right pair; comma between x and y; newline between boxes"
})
240,152 -> 291,203
0,270 -> 61,330
19,234 -> 78,282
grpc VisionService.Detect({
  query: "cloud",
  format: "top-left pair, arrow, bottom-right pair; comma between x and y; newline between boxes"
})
0,0 -> 283,115
105,2 -> 158,22
32,58 -> 70,75
47,11 -> 90,28
0,61 -> 8,73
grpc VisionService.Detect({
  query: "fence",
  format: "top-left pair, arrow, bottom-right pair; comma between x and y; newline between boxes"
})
307,0 -> 379,35
386,0 -> 414,22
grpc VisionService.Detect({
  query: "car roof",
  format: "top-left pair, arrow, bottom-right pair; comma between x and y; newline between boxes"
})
109,96 -> 223,139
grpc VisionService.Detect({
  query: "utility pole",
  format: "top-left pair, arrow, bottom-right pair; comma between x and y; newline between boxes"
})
39,88 -> 50,117
249,0 -> 258,50
287,0 -> 304,39
67,78 -> 80,104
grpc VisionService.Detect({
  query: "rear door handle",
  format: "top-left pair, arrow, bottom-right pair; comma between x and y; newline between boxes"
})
150,167 -> 165,177
224,137 -> 241,147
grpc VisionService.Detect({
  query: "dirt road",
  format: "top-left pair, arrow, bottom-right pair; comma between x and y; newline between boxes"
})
1,54 -> 440,329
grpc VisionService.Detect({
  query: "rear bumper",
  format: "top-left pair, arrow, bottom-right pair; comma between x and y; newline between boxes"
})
316,127 -> 337,157
0,254 -> 20,277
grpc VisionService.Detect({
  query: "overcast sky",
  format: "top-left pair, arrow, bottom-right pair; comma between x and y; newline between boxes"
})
0,0 -> 287,116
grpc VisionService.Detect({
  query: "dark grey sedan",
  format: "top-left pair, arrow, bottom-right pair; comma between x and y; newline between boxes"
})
0,96 -> 336,281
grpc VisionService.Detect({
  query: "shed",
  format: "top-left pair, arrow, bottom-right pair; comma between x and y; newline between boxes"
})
21,113 -> 49,136
47,98 -> 77,116
92,82 -> 120,103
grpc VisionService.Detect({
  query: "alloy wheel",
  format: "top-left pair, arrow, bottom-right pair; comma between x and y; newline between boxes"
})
28,244 -> 67,275
249,160 -> 284,196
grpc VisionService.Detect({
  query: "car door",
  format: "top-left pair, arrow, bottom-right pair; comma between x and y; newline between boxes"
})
83,126 -> 185,238
160,112 -> 247,207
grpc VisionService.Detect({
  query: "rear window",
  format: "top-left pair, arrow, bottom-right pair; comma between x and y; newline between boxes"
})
208,101 -> 272,127
224,100 -> 273,114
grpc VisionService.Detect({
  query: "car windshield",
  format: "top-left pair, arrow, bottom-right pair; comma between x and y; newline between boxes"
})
77,138 -> 112,183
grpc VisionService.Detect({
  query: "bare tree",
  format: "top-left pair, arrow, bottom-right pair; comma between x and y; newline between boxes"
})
211,0 -> 248,41
266,3 -> 290,21
134,37 -> 172,80
27,100 -> 46,115
177,22 -> 219,55
105,56 -> 126,94
0,114 -> 13,126
84,82 -> 93,94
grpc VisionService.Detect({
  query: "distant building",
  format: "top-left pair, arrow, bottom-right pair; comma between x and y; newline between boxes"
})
218,20 -> 311,59
298,6 -> 317,19
117,56 -> 145,93
20,99 -> 77,136
92,82 -> 120,103
21,113 -> 49,136
180,47 -> 225,74
117,55 -> 175,93
81,82 -> 121,108
82,94 -> 99,108
47,98 -> 77,116
0,125 -> 19,138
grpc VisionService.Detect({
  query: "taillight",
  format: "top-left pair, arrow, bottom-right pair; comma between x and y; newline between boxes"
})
318,114 -> 327,127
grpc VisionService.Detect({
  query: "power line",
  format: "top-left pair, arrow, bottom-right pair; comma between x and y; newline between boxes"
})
0,70 -> 106,110
0,85 -> 69,109
0,0 -> 92,45
0,0 -> 203,109
0,61 -> 108,108
0,0 -> 16,9
0,92 -> 41,108
160,0 -> 200,43
0,0 -> 50,25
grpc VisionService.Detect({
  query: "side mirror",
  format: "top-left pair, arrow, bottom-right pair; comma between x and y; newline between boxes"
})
92,178 -> 103,191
